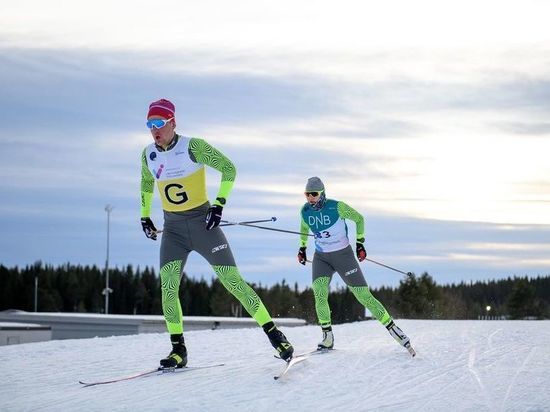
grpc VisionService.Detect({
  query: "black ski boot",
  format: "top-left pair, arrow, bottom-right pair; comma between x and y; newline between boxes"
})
263,322 -> 294,361
160,334 -> 188,369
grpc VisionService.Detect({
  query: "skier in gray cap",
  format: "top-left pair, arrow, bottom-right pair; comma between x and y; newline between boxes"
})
298,176 -> 415,356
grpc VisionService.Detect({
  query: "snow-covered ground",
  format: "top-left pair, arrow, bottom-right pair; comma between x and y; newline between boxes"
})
1,320 -> 548,411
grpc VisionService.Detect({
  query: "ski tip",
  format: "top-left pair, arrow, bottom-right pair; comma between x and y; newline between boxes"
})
271,216 -> 277,221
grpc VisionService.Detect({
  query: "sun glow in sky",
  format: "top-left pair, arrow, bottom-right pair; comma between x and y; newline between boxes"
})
367,132 -> 550,224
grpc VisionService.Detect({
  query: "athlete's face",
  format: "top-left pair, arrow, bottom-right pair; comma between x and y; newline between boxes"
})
149,116 -> 176,148
305,192 -> 320,205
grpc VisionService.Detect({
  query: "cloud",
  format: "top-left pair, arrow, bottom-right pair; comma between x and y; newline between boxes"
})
493,121 -> 550,136
1,3 -> 550,285
0,50 -> 358,170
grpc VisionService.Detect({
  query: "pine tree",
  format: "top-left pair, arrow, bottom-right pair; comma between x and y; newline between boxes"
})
507,278 -> 537,319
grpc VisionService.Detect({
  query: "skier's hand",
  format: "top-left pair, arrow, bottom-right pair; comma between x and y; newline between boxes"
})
356,240 -> 367,262
141,217 -> 158,241
297,247 -> 307,265
205,205 -> 223,230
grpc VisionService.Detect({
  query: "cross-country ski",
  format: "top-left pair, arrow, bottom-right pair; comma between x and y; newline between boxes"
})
79,363 -> 225,387
274,348 -> 334,380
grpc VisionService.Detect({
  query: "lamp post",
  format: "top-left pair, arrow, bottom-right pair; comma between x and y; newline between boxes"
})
34,275 -> 38,312
486,305 -> 491,320
103,204 -> 114,314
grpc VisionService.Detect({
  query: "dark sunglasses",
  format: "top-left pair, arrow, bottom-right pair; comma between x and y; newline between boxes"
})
305,192 -> 320,197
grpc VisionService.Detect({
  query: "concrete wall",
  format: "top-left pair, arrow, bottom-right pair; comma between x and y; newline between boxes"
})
0,311 -> 306,341
0,323 -> 52,345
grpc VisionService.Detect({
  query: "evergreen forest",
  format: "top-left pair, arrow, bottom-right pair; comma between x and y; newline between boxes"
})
1,263 -> 548,323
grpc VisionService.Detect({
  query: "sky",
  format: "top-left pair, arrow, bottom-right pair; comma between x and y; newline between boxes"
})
1,0 -> 550,290
1,320 -> 549,410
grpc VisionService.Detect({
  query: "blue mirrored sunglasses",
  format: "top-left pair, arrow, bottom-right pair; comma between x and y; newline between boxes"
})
146,118 -> 174,129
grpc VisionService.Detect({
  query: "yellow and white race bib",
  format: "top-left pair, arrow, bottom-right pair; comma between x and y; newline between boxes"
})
145,137 -> 208,212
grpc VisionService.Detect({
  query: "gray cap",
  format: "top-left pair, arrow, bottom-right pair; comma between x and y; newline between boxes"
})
305,176 -> 325,192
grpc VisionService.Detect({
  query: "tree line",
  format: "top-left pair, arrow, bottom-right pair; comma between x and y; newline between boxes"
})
1,262 -> 548,322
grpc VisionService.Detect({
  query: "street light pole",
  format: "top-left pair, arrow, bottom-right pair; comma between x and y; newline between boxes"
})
34,275 -> 38,312
104,204 -> 114,314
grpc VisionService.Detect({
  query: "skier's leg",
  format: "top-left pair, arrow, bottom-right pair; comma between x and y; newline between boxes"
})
354,284 -> 415,353
211,265 -> 293,360
312,252 -> 335,348
312,276 -> 332,327
158,221 -> 191,368
332,246 -> 414,354
159,259 -> 187,334
191,215 -> 293,360
331,246 -> 392,325
349,286 -> 392,325
212,264 -> 272,325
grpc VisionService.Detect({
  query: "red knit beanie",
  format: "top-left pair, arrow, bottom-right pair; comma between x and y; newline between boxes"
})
147,99 -> 175,119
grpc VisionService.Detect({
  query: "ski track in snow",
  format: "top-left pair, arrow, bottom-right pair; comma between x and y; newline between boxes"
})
0,320 -> 549,412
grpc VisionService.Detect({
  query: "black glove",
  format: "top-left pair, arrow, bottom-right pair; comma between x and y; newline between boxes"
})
141,217 -> 157,241
205,204 -> 223,230
297,247 -> 307,265
356,241 -> 367,262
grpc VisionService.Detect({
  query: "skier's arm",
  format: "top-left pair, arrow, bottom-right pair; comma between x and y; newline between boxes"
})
299,213 -> 310,248
297,210 -> 309,265
337,201 -> 365,241
140,149 -> 155,217
188,137 -> 236,206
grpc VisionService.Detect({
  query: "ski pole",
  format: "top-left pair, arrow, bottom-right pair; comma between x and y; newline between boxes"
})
219,217 -> 277,227
154,217 -> 277,234
228,222 -> 314,237
306,258 -> 413,277
155,217 -> 313,237
364,257 -> 413,277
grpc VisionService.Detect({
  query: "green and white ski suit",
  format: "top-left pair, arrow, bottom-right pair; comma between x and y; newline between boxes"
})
299,199 -> 392,328
141,134 -> 273,334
